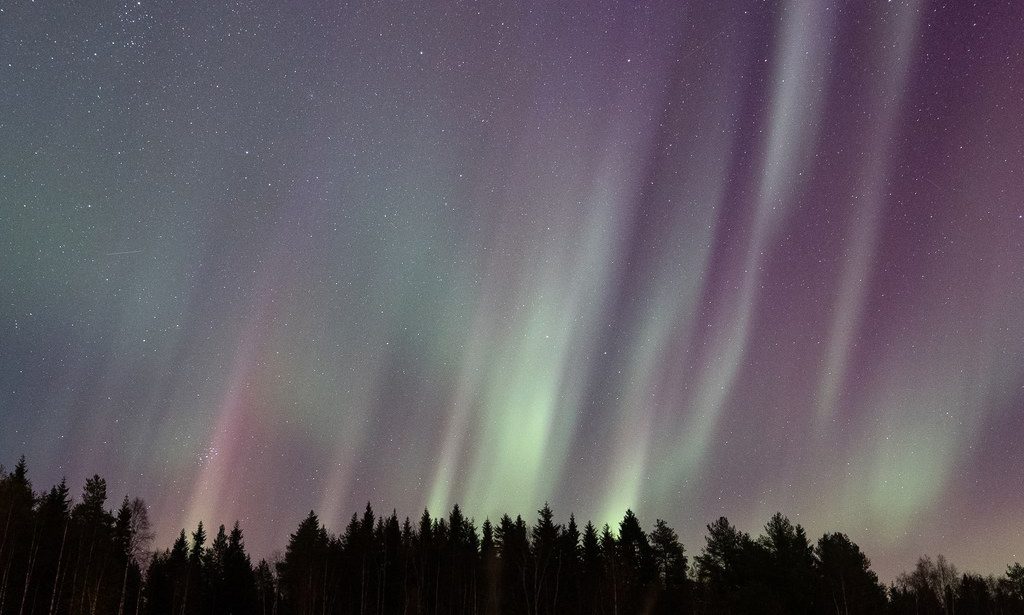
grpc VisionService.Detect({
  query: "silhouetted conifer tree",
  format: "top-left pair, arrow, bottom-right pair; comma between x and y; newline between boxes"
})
695,516 -> 756,613
254,559 -> 276,615
758,512 -> 816,613
113,497 -> 151,615
0,457 -> 34,615
615,509 -> 656,612
529,503 -> 560,615
217,522 -> 256,615
480,518 -> 499,614
558,514 -> 581,615
650,518 -> 689,614
37,478 -> 70,615
73,474 -> 115,615
579,521 -> 603,615
600,524 -> 619,615
277,511 -> 329,615
495,514 -> 530,614
815,532 -> 886,614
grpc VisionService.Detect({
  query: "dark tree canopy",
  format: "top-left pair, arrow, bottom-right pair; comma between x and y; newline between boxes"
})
0,458 -> 1020,615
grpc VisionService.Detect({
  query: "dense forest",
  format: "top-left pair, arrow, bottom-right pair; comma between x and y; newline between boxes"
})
1,457 -> 1022,614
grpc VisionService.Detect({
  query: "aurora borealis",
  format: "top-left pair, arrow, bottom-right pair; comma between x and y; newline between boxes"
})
1,0 -> 1023,581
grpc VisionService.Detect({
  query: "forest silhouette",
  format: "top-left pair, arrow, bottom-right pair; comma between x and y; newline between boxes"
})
1,456 -> 1022,614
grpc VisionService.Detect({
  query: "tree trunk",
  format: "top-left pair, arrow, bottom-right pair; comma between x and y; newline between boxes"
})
118,558 -> 130,615
68,533 -> 84,615
0,505 -> 12,576
18,528 -> 40,615
1,555 -> 13,614
401,555 -> 410,615
360,555 -> 367,615
434,566 -> 440,615
322,561 -> 329,615
610,563 -> 618,615
520,561 -> 530,615
49,520 -> 69,615
841,575 -> 849,615
378,560 -> 385,615
90,555 -> 108,615
80,526 -> 99,615
306,568 -> 313,615
552,553 -> 562,615
179,569 -> 190,615
451,562 -> 457,615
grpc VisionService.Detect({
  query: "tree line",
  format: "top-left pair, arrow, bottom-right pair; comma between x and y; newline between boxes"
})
1,457 -> 1022,614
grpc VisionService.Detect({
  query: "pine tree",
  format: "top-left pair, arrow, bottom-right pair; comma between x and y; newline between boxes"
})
649,519 -> 688,613
1007,562 -> 1024,600
72,474 -> 113,615
113,497 -> 151,615
758,512 -> 816,612
579,521 -> 603,615
38,479 -> 71,615
169,529 -> 189,614
558,514 -> 581,615
615,509 -> 655,612
815,532 -> 886,614
207,524 -> 228,612
253,559 -> 275,615
530,503 -> 560,615
477,518 -> 495,614
495,514 -> 530,614
221,522 -> 256,615
277,511 -> 328,615
695,516 -> 751,613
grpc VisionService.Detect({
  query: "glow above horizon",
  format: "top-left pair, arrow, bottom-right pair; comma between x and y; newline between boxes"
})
1,0 -> 1023,581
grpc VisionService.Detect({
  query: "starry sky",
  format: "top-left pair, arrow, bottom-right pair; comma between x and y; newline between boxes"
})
2,0 -> 1023,580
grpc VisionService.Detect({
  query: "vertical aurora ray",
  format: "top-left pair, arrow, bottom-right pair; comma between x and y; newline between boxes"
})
816,0 -> 922,428
184,321 -> 262,531
594,39 -> 747,523
672,0 -> 838,490
451,156 -> 638,516
427,4 -> 692,519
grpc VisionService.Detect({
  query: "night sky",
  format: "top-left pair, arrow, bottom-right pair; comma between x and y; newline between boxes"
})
2,0 -> 1023,580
